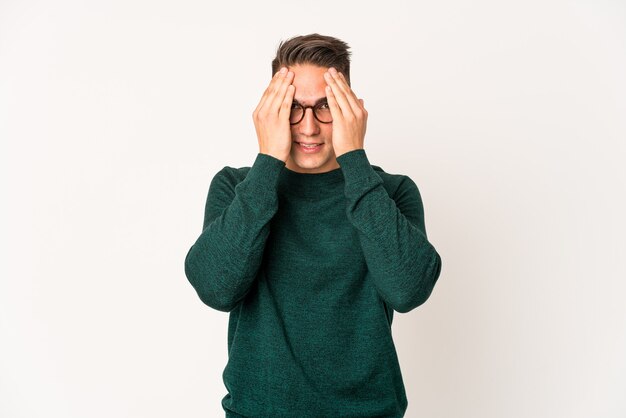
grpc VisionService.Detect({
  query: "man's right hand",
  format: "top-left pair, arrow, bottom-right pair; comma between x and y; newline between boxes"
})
253,67 -> 295,162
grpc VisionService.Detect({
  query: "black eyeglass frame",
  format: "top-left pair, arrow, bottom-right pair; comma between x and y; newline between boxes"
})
289,102 -> 333,125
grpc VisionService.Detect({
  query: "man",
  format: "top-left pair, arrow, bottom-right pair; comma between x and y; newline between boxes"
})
184,33 -> 442,418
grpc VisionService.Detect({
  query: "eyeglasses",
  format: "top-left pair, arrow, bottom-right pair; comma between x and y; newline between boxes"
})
289,101 -> 333,125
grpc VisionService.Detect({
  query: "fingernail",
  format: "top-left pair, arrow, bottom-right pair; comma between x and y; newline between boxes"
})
329,67 -> 337,74
280,67 -> 287,74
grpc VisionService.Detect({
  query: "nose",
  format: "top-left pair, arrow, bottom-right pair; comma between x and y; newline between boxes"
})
297,108 -> 321,137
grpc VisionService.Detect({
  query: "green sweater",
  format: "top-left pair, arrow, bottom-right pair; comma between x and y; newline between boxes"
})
184,149 -> 442,418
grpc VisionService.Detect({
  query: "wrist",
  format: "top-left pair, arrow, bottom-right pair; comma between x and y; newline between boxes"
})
259,149 -> 288,163
334,146 -> 363,158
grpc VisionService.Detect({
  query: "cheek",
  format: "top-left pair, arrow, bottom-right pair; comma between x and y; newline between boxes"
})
321,124 -> 333,138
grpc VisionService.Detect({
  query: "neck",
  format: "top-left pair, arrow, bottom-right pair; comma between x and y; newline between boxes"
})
284,158 -> 340,174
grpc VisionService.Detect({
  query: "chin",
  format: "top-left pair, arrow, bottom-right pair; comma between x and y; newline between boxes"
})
295,161 -> 323,170
288,156 -> 324,172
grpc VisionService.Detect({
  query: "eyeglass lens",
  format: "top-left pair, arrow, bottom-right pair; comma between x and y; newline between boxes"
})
290,104 -> 332,124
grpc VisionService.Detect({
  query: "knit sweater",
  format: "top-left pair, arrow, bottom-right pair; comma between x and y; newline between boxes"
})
184,148 -> 442,418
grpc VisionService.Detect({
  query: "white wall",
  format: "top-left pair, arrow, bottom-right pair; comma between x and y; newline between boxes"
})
1,1 -> 624,417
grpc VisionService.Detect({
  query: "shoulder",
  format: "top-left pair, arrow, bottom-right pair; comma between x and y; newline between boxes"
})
371,164 -> 421,200
210,165 -> 250,190
372,164 -> 426,232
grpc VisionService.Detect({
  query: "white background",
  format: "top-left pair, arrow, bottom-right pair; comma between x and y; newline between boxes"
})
1,1 -> 625,417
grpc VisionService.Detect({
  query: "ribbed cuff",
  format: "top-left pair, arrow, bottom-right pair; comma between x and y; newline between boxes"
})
336,149 -> 382,187
246,152 -> 286,191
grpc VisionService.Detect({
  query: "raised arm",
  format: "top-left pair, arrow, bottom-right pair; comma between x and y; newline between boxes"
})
324,67 -> 441,313
184,67 -> 295,312
337,150 -> 442,313
184,155 -> 285,312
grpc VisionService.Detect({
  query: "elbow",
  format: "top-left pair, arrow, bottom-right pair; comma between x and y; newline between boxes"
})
184,246 -> 242,313
393,251 -> 442,314
194,287 -> 241,312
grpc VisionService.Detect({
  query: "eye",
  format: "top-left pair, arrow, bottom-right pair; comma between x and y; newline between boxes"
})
291,103 -> 302,110
317,102 -> 330,110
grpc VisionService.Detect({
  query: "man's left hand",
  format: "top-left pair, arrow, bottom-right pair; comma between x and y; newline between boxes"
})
324,67 -> 368,158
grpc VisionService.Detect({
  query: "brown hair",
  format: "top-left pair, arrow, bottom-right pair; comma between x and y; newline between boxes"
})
271,33 -> 352,85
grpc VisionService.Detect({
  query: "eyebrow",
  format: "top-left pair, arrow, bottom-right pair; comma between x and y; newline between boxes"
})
292,97 -> 328,106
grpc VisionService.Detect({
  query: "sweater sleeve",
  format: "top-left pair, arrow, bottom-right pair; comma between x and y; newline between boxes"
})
184,153 -> 285,312
336,149 -> 442,313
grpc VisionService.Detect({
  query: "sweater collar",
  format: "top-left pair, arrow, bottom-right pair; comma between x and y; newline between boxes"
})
278,166 -> 344,197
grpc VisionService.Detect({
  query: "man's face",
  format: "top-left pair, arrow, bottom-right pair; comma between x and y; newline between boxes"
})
285,64 -> 339,174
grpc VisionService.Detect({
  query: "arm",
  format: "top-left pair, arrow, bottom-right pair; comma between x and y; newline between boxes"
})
324,67 -> 441,313
336,149 -> 442,313
184,153 -> 285,312
185,67 -> 295,312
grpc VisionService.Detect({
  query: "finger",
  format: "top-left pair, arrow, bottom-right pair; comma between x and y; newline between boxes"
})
255,67 -> 288,114
328,68 -> 352,96
341,73 -> 365,110
325,85 -> 343,120
254,69 -> 282,112
324,70 -> 353,117
278,84 -> 296,121
256,68 -> 288,113
331,69 -> 364,115
328,69 -> 362,113
268,70 -> 294,115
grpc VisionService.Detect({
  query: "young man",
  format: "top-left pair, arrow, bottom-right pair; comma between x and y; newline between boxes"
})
184,34 -> 442,418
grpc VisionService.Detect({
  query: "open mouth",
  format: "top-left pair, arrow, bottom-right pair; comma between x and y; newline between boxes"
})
295,142 -> 323,153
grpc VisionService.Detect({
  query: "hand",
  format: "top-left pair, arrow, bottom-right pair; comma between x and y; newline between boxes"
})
323,67 -> 368,158
253,67 -> 295,162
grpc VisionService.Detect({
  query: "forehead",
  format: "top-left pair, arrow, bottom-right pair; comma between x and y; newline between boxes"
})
288,64 -> 328,104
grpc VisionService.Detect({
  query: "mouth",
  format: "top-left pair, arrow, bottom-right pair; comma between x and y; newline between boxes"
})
294,141 -> 324,153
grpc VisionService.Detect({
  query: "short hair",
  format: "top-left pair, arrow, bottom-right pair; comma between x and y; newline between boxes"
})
271,33 -> 352,86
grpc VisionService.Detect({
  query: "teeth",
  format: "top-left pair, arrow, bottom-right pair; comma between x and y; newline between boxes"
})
301,143 -> 320,148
